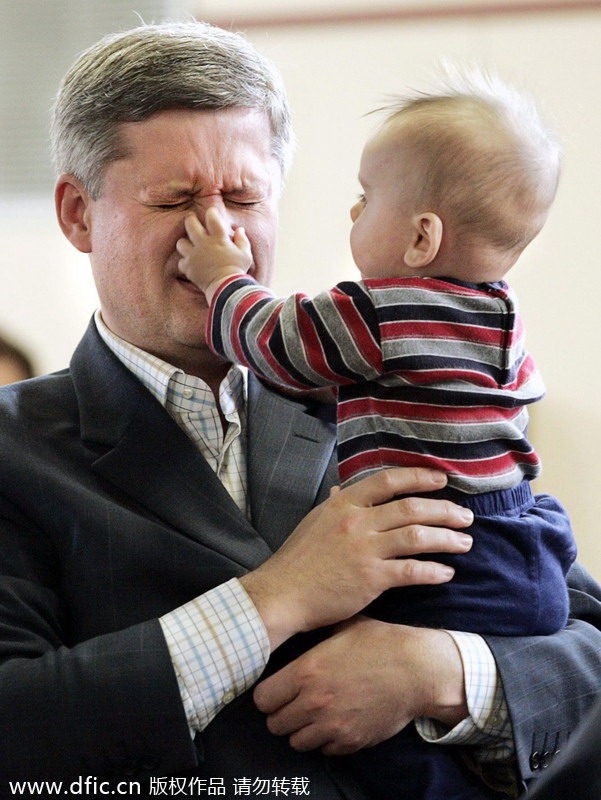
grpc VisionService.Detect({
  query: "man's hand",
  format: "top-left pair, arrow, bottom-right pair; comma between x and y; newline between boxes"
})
176,206 -> 252,299
240,467 -> 473,650
253,616 -> 468,755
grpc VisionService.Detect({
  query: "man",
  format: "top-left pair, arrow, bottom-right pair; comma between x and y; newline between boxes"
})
0,22 -> 599,798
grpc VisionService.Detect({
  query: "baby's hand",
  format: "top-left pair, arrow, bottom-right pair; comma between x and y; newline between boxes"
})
176,206 -> 252,296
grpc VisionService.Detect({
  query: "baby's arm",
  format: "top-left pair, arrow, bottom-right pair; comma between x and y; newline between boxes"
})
176,207 -> 252,303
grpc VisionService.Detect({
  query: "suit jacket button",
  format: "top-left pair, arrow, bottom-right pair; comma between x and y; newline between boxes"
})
529,751 -> 541,770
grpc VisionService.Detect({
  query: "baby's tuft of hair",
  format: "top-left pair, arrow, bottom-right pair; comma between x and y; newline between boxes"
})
375,64 -> 561,255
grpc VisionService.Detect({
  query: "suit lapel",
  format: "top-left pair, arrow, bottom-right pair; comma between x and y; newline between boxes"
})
71,323 -> 337,569
71,322 -> 336,569
247,376 -> 338,550
71,323 -> 272,571
92,405 -> 274,570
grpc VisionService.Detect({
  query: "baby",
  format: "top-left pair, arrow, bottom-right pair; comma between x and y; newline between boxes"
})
177,69 -> 576,799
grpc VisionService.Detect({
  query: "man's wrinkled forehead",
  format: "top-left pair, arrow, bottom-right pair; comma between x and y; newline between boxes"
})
100,105 -> 278,181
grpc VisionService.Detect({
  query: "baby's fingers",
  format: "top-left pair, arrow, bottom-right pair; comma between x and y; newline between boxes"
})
184,213 -> 207,243
204,206 -> 230,238
233,227 -> 253,267
233,226 -> 250,249
176,236 -> 194,257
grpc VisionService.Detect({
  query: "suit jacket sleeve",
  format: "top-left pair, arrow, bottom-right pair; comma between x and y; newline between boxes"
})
486,561 -> 601,789
0,495 -> 198,782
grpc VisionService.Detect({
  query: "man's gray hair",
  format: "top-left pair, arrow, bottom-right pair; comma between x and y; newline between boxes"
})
50,21 -> 294,198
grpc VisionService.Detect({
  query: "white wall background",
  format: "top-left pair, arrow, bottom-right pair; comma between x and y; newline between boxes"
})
1,1 -> 600,577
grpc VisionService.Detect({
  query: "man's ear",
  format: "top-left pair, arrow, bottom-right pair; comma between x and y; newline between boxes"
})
404,212 -> 443,269
55,174 -> 93,253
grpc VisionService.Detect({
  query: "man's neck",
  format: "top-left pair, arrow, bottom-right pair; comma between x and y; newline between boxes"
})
176,357 -> 231,399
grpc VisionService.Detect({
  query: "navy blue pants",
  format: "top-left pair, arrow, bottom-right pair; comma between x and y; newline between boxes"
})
348,482 -> 576,798
368,481 -> 576,633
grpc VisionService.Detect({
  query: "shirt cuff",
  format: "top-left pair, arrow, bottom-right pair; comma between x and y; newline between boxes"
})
416,631 -> 513,760
160,578 -> 270,733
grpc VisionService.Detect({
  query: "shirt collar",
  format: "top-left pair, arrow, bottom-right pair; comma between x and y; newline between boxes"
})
94,309 -> 247,412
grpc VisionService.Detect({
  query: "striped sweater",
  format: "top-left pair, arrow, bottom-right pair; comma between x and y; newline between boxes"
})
208,274 -> 544,492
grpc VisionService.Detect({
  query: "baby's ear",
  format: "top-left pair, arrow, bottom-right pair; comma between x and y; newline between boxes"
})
404,212 -> 443,269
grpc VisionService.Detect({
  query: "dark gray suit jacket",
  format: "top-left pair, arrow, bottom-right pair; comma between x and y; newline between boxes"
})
521,692 -> 601,798
1,321 -> 600,797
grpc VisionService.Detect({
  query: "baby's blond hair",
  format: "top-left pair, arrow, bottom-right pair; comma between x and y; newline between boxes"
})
376,66 -> 561,254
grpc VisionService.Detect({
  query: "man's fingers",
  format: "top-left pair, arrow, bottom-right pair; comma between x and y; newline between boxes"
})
263,700 -> 314,738
288,725 -> 330,753
382,557 -> 456,587
253,669 -> 299,715
372,495 -> 474,535
341,467 -> 447,508
287,726 -> 369,755
288,722 -> 376,755
377,523 -> 472,559
320,739 -> 363,757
